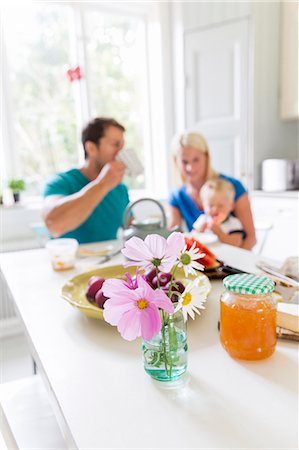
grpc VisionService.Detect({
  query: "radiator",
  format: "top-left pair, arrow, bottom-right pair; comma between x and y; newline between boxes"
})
0,269 -> 16,320
0,234 -> 42,320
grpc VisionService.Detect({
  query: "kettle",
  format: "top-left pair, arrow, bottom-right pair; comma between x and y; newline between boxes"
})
122,198 -> 175,242
262,159 -> 299,191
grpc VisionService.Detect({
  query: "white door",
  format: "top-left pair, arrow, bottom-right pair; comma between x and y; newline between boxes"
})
185,19 -> 251,187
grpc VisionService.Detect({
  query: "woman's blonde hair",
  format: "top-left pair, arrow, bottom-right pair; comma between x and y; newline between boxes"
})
171,131 -> 218,184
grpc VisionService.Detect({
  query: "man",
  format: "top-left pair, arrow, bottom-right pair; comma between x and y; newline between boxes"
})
43,117 -> 129,243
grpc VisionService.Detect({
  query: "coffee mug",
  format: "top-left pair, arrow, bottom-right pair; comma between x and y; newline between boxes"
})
117,147 -> 143,177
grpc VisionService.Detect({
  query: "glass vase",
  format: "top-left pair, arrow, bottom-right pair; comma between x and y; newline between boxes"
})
142,309 -> 188,382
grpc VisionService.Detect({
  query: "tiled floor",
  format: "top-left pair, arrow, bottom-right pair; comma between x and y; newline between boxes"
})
0,333 -> 33,384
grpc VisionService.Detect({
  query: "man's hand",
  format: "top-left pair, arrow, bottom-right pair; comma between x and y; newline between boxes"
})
97,160 -> 126,191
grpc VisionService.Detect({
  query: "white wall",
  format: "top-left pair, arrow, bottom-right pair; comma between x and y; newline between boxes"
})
171,1 -> 298,189
253,2 -> 298,187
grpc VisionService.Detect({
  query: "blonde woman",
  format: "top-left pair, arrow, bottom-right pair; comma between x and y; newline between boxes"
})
168,132 -> 256,250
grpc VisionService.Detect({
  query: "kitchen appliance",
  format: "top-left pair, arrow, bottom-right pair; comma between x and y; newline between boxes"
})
262,159 -> 299,191
122,198 -> 177,242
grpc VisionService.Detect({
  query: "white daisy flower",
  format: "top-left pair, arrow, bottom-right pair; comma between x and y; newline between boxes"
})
178,242 -> 205,277
175,276 -> 211,322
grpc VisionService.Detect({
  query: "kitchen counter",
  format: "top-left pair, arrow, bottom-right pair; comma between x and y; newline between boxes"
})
250,191 -> 298,261
0,243 -> 298,449
251,189 -> 299,198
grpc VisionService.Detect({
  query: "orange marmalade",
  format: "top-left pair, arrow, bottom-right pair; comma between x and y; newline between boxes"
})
220,274 -> 277,360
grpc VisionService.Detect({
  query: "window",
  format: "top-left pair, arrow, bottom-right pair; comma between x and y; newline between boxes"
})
1,3 -> 168,199
84,7 -> 148,190
2,4 -> 77,196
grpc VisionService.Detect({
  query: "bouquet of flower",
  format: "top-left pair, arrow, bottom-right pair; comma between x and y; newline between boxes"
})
102,232 -> 211,381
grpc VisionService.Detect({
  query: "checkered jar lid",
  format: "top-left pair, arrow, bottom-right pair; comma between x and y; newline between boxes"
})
223,273 -> 275,295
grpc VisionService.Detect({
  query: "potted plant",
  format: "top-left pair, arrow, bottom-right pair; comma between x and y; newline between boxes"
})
8,179 -> 25,203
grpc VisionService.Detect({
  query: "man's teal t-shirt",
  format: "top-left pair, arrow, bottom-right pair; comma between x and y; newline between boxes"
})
43,169 -> 129,244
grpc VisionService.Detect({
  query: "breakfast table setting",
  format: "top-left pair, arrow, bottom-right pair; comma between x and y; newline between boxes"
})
0,236 -> 298,449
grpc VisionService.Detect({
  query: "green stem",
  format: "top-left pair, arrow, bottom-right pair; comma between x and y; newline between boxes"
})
156,268 -> 171,378
161,311 -> 170,377
167,263 -> 178,299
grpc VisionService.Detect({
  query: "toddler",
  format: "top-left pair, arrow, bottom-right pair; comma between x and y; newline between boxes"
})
192,179 -> 245,247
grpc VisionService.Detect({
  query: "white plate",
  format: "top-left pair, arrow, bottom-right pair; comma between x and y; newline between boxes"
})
187,231 -> 218,246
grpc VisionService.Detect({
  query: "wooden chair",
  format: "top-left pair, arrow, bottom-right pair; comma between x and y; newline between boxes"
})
253,220 -> 273,255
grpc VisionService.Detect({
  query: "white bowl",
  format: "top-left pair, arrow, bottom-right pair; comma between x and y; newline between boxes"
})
46,238 -> 79,271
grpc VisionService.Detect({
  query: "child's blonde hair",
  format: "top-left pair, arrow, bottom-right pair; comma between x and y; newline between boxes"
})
171,131 -> 218,184
200,178 -> 235,203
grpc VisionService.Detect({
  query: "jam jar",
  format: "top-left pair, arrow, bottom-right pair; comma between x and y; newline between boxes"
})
220,274 -> 277,360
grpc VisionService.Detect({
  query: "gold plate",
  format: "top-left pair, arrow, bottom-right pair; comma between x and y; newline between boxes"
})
77,244 -> 114,257
61,265 -> 211,320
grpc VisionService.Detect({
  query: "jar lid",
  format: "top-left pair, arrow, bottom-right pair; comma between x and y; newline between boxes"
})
223,273 -> 275,294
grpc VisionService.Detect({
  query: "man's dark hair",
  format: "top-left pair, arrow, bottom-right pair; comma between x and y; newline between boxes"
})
81,117 -> 125,158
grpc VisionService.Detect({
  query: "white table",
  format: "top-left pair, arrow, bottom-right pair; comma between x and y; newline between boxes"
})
0,243 -> 298,449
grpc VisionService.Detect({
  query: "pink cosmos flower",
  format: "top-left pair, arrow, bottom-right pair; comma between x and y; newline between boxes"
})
121,232 -> 185,273
102,270 -> 143,294
103,273 -> 174,341
124,272 -> 137,289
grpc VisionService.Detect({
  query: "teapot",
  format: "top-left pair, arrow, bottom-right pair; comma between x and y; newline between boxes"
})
122,198 -> 176,242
